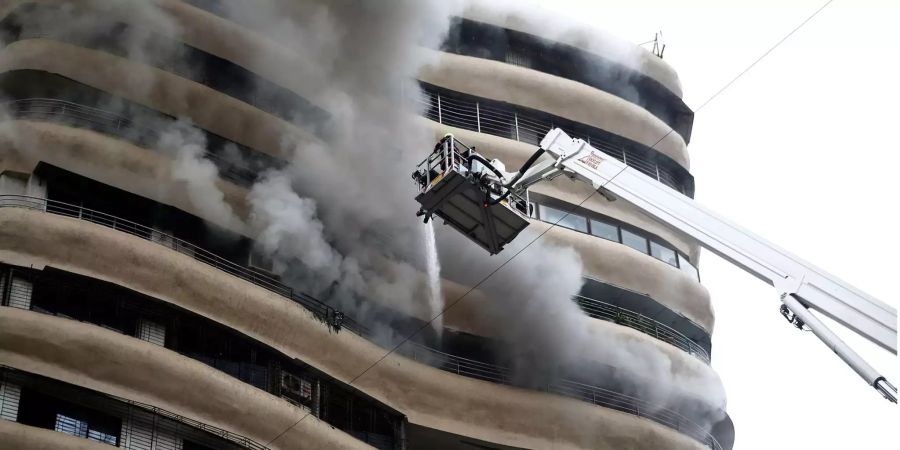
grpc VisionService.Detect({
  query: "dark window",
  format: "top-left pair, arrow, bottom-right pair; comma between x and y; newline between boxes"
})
540,205 -> 587,232
650,241 -> 678,266
183,441 -> 217,450
19,388 -> 121,446
54,414 -> 119,445
621,229 -> 648,254
590,219 -> 619,241
678,255 -> 700,281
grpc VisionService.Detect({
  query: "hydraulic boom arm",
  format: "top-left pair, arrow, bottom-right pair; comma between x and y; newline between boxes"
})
510,128 -> 897,402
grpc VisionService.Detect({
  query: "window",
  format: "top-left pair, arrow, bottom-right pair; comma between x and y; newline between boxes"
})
54,414 -> 117,445
87,429 -> 118,445
620,229 -> 648,253
55,414 -> 88,437
590,219 -> 619,241
539,205 -> 587,233
650,241 -> 678,266
136,318 -> 166,346
248,247 -> 275,273
678,255 -> 700,281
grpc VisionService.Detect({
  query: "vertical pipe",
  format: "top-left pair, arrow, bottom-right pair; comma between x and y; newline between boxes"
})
398,419 -> 408,450
514,113 -> 520,141
313,379 -> 321,418
436,94 -> 442,124
476,102 -> 481,133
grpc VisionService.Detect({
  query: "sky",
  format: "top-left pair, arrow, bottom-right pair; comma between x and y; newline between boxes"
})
534,0 -> 899,448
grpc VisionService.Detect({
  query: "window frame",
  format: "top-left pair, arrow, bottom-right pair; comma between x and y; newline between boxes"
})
531,194 -> 698,280
649,240 -> 678,267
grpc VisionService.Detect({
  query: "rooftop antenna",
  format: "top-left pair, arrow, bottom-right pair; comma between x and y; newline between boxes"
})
640,31 -> 666,59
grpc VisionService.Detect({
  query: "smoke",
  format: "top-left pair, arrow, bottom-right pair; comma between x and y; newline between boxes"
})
248,172 -> 341,292
479,240 -> 589,387
1,0 -> 725,430
194,0 -> 469,336
157,120 -> 245,232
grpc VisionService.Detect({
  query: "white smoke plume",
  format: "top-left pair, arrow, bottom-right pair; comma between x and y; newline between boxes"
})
0,0 -> 726,431
211,0 -> 468,332
248,172 -> 341,292
156,120 -> 245,232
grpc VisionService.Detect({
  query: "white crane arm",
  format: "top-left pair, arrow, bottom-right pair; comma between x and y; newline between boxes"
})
514,128 -> 897,402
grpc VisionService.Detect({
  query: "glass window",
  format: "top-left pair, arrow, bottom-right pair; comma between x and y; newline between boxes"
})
87,429 -> 118,445
55,415 -> 88,437
539,205 -> 587,233
650,241 -> 678,266
54,414 -> 117,445
678,255 -> 700,281
620,229 -> 648,254
590,219 -> 619,241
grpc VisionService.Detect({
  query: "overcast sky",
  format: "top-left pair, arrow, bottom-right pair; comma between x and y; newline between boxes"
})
536,0 -> 899,448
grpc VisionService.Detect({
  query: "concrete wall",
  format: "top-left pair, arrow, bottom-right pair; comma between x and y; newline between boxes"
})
0,307 -> 370,450
0,420 -> 115,450
462,1 -> 684,98
418,51 -> 689,168
0,120 -> 250,232
0,0 -> 326,107
0,208 -> 710,450
0,118 -> 712,332
0,38 -> 320,159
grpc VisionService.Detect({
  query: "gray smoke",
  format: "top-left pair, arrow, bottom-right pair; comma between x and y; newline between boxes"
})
206,0 -> 468,331
0,0 -> 726,431
157,120 -> 245,232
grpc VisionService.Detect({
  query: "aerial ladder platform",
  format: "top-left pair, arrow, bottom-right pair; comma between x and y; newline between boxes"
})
412,128 -> 898,403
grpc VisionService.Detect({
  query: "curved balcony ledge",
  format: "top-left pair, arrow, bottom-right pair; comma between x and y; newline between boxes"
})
0,420 -> 118,450
542,223 -> 714,332
0,306 -> 713,450
418,50 -> 689,168
0,117 -> 711,342
0,0 -> 326,108
0,38 -> 320,160
0,193 -> 712,375
0,119 -> 251,232
461,3 -> 684,98
0,307 -> 370,450
0,206 -> 728,450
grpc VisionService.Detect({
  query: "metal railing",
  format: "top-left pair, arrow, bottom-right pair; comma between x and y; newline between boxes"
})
575,295 -> 711,363
0,195 -> 364,335
3,98 -> 260,187
415,84 -> 694,196
401,342 -> 723,450
1,366 -> 269,450
0,196 -> 727,448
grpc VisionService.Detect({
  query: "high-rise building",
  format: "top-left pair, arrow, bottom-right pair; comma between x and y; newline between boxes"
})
0,1 -> 733,450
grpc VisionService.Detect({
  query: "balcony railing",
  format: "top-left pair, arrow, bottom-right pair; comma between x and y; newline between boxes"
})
576,294 -> 710,363
0,195 -> 364,335
401,342 -> 724,450
3,98 -> 261,187
414,83 -> 694,196
1,366 -> 270,450
0,195 -> 728,449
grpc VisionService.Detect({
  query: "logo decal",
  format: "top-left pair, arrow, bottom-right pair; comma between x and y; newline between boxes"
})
578,151 -> 603,170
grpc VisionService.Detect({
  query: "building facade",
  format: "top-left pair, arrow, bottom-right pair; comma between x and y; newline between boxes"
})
0,1 -> 733,450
